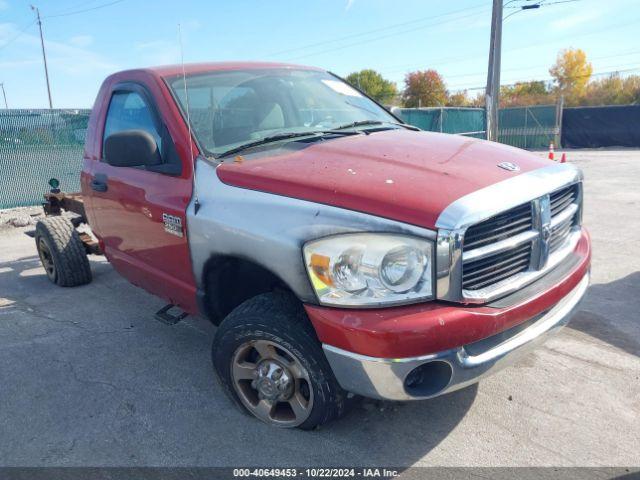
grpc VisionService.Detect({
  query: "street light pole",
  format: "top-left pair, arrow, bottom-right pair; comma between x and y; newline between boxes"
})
31,5 -> 53,109
0,83 -> 8,109
485,0 -> 503,142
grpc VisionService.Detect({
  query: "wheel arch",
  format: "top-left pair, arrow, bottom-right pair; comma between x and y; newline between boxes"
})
198,254 -> 308,325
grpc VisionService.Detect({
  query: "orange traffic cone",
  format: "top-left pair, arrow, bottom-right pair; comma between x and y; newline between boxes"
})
560,153 -> 566,163
548,143 -> 555,161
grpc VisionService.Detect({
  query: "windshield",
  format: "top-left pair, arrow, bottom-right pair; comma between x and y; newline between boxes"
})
168,68 -> 398,157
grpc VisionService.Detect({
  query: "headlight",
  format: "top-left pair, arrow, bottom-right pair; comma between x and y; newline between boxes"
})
303,233 -> 434,307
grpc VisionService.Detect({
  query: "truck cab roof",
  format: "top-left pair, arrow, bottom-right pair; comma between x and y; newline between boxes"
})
107,62 -> 323,81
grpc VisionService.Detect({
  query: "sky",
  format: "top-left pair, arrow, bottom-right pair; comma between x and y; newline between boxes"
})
0,0 -> 638,108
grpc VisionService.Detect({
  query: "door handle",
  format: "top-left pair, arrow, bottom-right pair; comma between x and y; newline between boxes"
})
91,179 -> 108,192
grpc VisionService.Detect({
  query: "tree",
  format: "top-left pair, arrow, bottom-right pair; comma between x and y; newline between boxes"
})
582,74 -> 640,106
345,69 -> 398,104
631,76 -> 640,104
447,90 -> 471,107
469,91 -> 486,108
549,48 -> 593,105
500,81 -> 553,107
403,70 -> 448,107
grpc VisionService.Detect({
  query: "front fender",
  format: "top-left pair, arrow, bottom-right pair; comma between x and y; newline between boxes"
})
186,158 -> 436,303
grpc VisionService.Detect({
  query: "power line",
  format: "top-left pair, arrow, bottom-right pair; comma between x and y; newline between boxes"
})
504,0 -> 582,9
43,0 -> 126,19
46,0 -> 110,16
377,16 -> 640,76
538,0 -> 584,5
421,49 -> 640,82
265,2 -> 488,58
449,65 -> 640,91
0,1 -> 129,56
285,8 -> 492,62
503,0 -> 582,21
0,19 -> 36,53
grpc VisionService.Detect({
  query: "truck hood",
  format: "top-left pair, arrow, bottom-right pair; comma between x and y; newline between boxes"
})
216,129 -> 550,230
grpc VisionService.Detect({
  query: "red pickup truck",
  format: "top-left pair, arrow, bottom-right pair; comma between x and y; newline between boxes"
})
35,62 -> 590,429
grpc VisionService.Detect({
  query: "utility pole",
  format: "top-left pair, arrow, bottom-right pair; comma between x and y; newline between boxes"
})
485,0 -> 503,142
31,5 -> 53,109
0,83 -> 7,109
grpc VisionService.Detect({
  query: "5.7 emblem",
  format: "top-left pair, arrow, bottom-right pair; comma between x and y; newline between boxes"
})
497,161 -> 520,172
162,213 -> 183,238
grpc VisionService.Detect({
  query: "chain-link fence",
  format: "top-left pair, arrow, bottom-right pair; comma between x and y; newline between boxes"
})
0,109 -> 90,209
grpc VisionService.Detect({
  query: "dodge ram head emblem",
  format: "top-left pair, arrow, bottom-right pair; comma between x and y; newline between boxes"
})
498,162 -> 520,172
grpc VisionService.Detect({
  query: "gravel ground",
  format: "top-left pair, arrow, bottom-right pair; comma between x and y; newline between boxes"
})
0,149 -> 638,468
0,205 -> 44,228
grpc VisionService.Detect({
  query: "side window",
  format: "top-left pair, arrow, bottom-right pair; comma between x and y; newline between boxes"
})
103,91 -> 162,159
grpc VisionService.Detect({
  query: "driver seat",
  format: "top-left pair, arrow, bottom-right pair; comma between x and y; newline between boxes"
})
254,102 -> 285,133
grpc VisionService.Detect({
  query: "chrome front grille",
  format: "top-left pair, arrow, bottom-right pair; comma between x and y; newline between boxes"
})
435,164 -> 584,304
549,184 -> 579,254
461,182 -> 581,294
463,202 -> 533,250
462,242 -> 532,290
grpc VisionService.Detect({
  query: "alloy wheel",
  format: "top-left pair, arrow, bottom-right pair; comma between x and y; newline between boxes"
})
231,339 -> 314,427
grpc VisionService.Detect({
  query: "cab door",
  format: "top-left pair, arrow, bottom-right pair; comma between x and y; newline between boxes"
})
89,82 -> 197,313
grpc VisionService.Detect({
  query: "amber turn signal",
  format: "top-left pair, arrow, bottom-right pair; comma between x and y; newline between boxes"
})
309,253 -> 333,287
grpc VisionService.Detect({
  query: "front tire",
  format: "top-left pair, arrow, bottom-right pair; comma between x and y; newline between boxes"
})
212,292 -> 350,429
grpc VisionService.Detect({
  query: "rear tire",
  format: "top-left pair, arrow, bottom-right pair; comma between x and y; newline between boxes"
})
35,216 -> 92,287
212,292 -> 351,429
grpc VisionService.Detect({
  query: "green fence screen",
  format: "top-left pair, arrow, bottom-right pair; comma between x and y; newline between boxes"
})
0,109 -> 90,209
397,105 -> 559,149
396,107 -> 486,138
498,105 -> 558,149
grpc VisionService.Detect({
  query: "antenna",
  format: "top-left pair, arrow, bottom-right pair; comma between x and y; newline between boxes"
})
178,23 -> 200,214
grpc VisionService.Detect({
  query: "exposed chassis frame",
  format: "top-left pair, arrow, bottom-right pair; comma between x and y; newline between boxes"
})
42,191 -> 102,256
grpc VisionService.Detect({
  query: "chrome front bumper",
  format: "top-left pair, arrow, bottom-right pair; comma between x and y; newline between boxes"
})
323,272 -> 590,401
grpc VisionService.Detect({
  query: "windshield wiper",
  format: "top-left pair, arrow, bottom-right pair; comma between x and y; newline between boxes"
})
217,130 -> 360,158
217,132 -> 321,158
331,120 -> 420,132
388,121 -> 420,131
332,120 -> 384,130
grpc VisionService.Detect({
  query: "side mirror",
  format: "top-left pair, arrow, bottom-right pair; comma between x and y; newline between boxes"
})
104,130 -> 162,168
